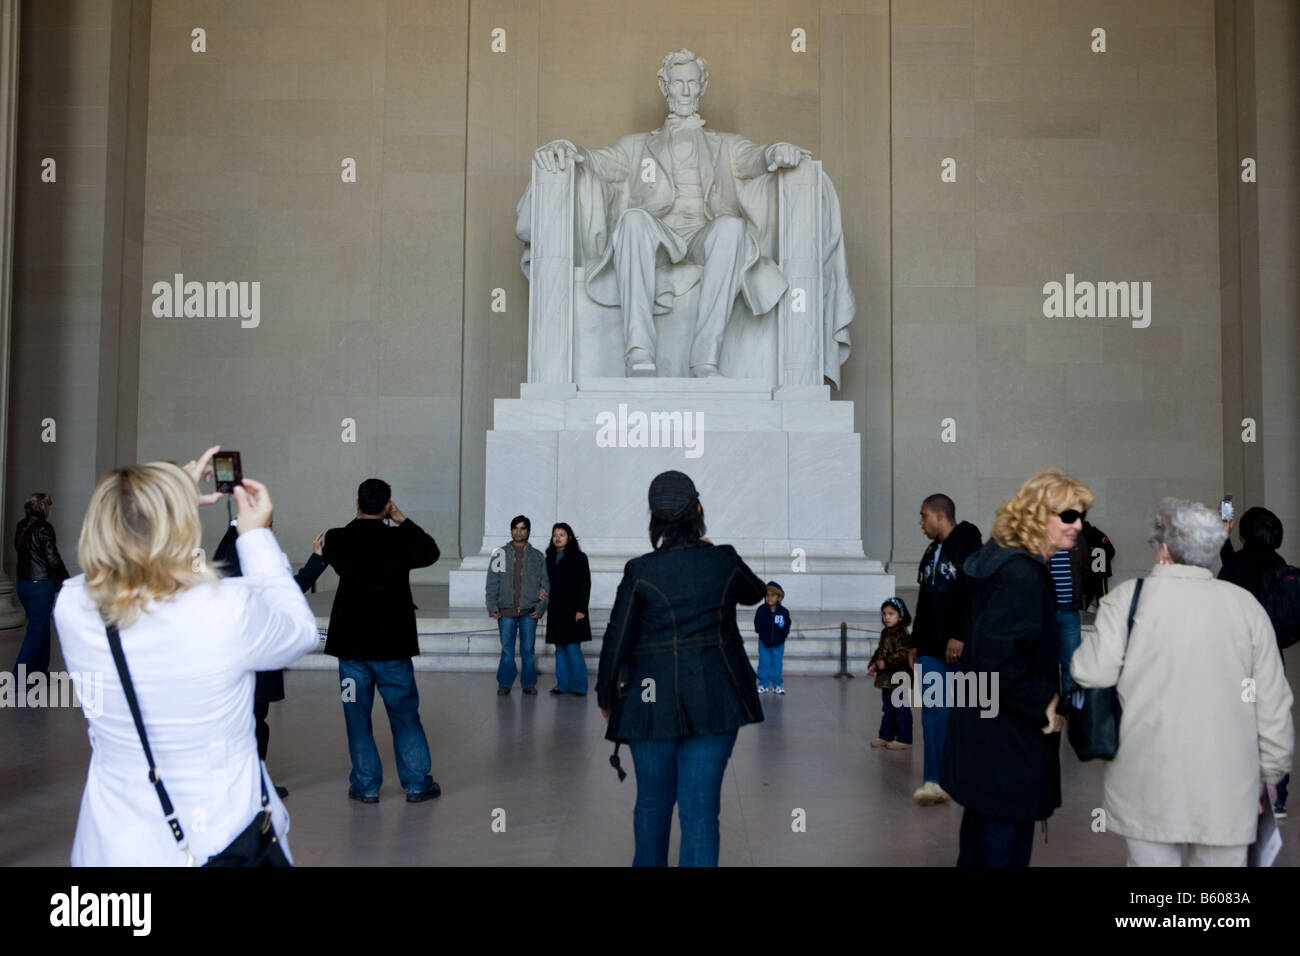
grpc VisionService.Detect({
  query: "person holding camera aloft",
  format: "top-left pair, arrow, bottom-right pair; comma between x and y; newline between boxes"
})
322,479 -> 442,804
53,447 -> 319,865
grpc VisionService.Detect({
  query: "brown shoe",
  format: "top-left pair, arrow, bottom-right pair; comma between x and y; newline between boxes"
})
870,738 -> 888,749
884,741 -> 912,751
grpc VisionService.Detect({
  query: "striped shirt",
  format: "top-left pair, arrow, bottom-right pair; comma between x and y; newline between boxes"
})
1050,551 -> 1073,607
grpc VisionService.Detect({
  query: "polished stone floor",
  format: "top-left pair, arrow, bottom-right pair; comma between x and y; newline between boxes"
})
3,625 -> 1296,867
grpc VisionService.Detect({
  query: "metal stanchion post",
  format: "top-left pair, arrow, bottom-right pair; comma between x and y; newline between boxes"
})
833,621 -> 853,679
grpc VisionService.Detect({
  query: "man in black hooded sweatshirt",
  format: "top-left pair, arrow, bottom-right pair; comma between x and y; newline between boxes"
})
907,494 -> 983,806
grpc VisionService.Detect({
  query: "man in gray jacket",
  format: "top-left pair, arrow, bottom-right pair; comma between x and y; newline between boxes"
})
487,515 -> 550,695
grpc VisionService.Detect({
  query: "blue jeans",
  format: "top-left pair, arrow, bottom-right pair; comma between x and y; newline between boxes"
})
553,643 -> 588,693
628,730 -> 738,867
1056,608 -> 1082,696
757,643 -> 785,688
338,659 -> 434,796
917,655 -> 952,784
14,579 -> 56,678
958,807 -> 1034,867
497,613 -> 538,689
879,688 -> 913,743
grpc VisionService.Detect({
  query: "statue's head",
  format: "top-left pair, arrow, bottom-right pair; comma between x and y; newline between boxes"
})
657,48 -> 709,117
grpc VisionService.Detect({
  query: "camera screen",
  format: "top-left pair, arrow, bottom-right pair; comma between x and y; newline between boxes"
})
215,458 -> 235,481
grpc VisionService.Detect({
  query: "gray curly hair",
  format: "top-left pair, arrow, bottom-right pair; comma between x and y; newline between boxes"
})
1149,497 -> 1227,568
657,48 -> 709,98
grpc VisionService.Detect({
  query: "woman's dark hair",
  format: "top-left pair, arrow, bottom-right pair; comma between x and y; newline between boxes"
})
357,478 -> 392,516
1241,506 -> 1283,551
545,522 -> 582,560
24,492 -> 53,519
881,597 -> 912,628
649,506 -> 706,551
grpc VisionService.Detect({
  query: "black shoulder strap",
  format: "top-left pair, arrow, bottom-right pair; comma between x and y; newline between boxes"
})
105,623 -> 272,862
105,622 -> 195,863
1117,578 -> 1144,678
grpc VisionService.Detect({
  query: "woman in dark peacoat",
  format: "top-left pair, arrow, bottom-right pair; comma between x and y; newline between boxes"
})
596,471 -> 766,867
940,469 -> 1093,867
544,523 -> 592,695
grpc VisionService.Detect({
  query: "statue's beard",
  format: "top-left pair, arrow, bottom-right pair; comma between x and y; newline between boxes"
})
667,98 -> 701,117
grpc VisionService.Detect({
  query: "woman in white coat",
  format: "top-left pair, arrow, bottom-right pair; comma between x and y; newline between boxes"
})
1071,497 -> 1294,866
54,448 -> 320,866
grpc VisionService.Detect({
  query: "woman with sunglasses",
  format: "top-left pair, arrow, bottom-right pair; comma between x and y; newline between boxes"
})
941,469 -> 1094,866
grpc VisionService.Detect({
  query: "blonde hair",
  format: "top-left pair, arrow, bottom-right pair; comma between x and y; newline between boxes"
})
78,462 -> 218,627
990,470 -> 1095,556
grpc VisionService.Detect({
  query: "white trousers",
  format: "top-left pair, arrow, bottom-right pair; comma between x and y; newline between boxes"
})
1125,838 -> 1247,867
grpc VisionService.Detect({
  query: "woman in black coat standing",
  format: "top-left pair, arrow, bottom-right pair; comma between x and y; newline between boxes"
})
596,471 -> 766,867
12,492 -> 71,681
545,523 -> 592,695
941,469 -> 1093,867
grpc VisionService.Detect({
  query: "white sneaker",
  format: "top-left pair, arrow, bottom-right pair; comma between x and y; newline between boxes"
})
757,685 -> 768,694
914,781 -> 950,806
773,686 -> 785,695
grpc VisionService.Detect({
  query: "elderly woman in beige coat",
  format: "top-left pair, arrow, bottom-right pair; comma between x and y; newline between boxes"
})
1071,497 -> 1294,866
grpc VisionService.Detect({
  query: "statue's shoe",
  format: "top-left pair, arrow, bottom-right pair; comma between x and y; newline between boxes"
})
626,348 -> 657,376
691,363 -> 720,378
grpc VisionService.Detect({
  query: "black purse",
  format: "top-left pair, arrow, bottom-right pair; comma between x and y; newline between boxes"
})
1066,578 -> 1143,762
105,623 -> 290,867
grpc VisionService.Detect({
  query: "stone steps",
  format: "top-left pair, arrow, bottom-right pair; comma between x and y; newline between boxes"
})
291,615 -> 1098,676
290,616 -> 885,675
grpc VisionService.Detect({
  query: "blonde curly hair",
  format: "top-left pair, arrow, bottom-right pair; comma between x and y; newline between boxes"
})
78,462 -> 219,627
990,470 -> 1095,556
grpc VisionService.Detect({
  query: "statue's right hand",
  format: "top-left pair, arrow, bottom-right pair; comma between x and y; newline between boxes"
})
535,139 -> 583,173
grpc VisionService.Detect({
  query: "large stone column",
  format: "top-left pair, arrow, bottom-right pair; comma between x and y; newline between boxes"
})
0,0 -> 26,628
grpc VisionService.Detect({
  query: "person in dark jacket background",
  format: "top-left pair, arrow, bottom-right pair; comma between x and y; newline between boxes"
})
11,492 -> 71,682
596,471 -> 765,867
214,517 -> 328,797
544,522 -> 592,696
1218,505 -> 1290,817
753,580 -> 792,695
908,493 -> 982,806
1219,506 -> 1287,600
323,478 -> 441,804
942,469 -> 1092,867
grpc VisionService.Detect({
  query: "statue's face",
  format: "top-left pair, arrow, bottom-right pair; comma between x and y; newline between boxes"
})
663,62 -> 703,116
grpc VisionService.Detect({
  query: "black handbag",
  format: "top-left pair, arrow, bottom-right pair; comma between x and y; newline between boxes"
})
1066,578 -> 1143,762
105,623 -> 290,867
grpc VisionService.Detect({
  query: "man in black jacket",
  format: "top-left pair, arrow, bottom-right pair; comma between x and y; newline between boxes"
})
908,494 -> 982,806
324,478 -> 441,804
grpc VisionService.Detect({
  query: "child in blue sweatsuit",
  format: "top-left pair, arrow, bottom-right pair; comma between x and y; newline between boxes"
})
754,580 -> 792,695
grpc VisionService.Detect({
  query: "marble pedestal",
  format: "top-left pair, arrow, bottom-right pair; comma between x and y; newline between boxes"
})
450,377 -> 893,611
